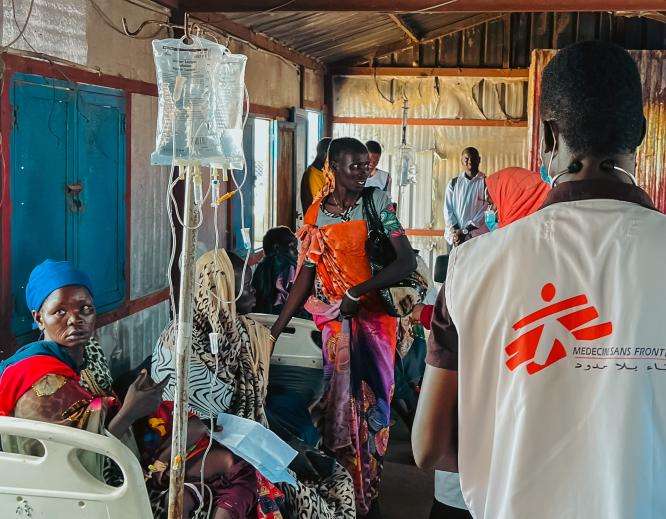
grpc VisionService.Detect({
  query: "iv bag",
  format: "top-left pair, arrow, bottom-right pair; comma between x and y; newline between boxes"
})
151,37 -> 247,168
212,53 -> 247,170
398,145 -> 417,186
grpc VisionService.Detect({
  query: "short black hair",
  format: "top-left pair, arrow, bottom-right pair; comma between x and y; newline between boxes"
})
228,251 -> 246,273
316,137 -> 332,160
262,226 -> 295,253
328,137 -> 367,163
540,41 -> 644,156
365,140 -> 382,154
462,147 -> 480,158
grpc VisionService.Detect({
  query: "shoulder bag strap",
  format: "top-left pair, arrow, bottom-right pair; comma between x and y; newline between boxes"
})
361,187 -> 383,235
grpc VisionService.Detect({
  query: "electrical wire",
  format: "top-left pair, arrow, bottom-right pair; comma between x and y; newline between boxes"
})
373,66 -> 395,104
88,0 -> 164,39
256,0 -> 297,14
414,0 -> 460,13
120,0 -> 170,16
190,18 -> 304,72
2,0 -> 36,51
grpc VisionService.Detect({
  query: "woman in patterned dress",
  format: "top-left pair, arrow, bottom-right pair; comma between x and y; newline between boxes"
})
0,259 -> 260,519
270,137 -> 417,518
152,249 -> 357,519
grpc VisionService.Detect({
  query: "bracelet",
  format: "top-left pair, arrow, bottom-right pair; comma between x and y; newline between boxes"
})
269,334 -> 277,343
345,289 -> 361,302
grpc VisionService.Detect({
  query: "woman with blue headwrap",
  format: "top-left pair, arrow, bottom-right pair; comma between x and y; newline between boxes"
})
0,260 -> 267,519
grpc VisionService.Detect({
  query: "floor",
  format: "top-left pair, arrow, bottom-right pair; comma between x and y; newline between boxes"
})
379,417 -> 434,519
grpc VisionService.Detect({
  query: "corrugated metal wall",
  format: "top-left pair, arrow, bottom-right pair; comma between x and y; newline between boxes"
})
334,76 -> 527,120
1,0 -> 88,65
332,123 -> 528,269
527,49 -> 665,213
97,94 -> 172,375
129,94 -> 172,300
379,13 -> 664,69
333,67 -> 530,271
634,51 -> 665,212
97,301 -> 170,377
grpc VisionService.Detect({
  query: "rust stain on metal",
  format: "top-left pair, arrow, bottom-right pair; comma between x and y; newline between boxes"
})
633,51 -> 665,213
528,50 -> 665,213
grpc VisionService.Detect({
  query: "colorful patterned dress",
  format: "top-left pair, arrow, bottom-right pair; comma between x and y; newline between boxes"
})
297,186 -> 404,515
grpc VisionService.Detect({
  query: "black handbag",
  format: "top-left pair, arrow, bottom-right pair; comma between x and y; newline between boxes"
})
361,188 -> 429,318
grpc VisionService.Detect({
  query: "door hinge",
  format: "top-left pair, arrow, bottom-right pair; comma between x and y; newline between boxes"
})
120,114 -> 126,135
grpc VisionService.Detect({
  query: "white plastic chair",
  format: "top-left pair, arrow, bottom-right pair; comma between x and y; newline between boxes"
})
0,416 -> 152,518
249,313 -> 322,369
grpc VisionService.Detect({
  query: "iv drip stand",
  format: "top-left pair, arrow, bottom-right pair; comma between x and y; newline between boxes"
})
167,165 -> 199,518
397,97 -> 409,218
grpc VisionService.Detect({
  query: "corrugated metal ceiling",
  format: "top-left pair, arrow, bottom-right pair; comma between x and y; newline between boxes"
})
223,11 -> 495,63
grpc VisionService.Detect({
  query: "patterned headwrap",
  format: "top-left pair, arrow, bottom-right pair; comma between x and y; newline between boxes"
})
314,157 -> 336,203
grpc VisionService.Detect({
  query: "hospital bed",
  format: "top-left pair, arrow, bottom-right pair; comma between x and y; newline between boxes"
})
0,416 -> 152,518
0,316 -> 324,517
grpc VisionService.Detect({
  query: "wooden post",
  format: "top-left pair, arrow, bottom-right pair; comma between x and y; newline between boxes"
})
167,165 -> 199,519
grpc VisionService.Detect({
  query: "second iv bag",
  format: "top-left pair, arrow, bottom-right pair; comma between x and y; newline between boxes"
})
398,145 -> 417,186
151,36 -> 247,167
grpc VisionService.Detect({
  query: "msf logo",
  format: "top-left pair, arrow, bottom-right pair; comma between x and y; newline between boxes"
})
505,283 -> 613,375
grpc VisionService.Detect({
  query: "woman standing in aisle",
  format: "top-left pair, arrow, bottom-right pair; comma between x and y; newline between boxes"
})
270,137 -> 417,518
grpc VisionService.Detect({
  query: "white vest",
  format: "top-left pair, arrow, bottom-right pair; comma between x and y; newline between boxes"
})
446,198 -> 666,519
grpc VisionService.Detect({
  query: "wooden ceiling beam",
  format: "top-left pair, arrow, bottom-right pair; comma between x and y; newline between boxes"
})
387,13 -> 420,43
329,67 -> 529,78
191,13 -> 324,70
181,0 -> 666,12
333,116 -> 528,127
615,10 -> 666,23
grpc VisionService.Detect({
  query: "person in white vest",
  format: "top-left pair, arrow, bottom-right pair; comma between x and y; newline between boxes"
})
412,40 -> 666,519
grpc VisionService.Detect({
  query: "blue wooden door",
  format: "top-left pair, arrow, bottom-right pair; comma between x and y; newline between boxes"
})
10,74 -> 126,337
75,88 -> 126,314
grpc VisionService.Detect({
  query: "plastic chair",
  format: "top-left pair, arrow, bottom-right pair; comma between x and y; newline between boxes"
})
0,417 -> 152,518
249,313 -> 322,369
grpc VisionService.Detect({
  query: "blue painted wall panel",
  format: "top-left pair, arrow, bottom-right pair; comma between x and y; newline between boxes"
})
10,74 -> 126,337
10,79 -> 71,336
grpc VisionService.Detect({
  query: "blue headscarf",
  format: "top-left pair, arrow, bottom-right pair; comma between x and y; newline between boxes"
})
25,260 -> 94,316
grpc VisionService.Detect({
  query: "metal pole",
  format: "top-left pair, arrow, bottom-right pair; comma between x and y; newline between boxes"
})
167,165 -> 199,518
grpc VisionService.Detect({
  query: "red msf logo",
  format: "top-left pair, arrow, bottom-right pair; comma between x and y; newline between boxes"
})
505,283 -> 613,375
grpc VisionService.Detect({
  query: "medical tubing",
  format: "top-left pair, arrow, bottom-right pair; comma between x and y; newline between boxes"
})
166,172 -> 178,318
197,352 -> 219,518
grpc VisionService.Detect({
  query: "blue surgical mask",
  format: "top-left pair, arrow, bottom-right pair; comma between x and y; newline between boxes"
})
485,209 -> 498,231
539,163 -> 550,184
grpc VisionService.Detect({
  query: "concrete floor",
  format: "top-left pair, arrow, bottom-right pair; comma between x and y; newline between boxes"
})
379,417 -> 434,519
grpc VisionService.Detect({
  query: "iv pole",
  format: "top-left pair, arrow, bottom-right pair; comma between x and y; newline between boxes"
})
167,165 -> 198,519
397,96 -> 409,220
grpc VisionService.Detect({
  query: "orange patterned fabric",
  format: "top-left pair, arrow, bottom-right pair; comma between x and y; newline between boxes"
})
298,202 -> 372,303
